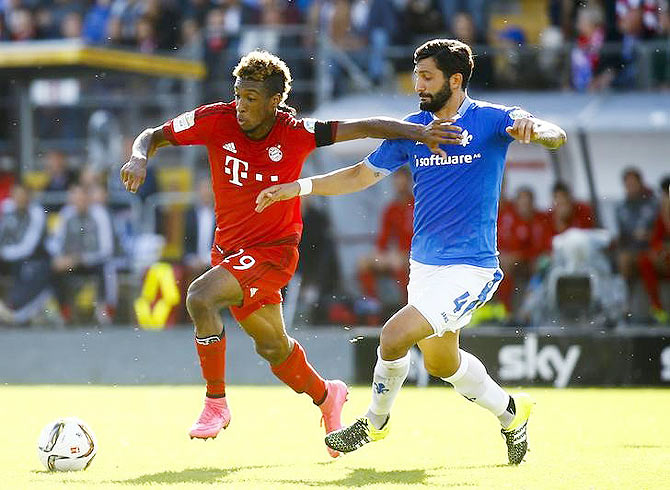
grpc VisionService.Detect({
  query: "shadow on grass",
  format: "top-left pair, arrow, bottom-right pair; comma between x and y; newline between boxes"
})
283,467 -> 478,487
623,444 -> 665,449
110,465 -> 271,485
282,468 -> 428,487
438,464 -> 510,470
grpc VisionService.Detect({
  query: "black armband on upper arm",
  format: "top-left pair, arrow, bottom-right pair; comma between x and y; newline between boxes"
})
314,121 -> 338,147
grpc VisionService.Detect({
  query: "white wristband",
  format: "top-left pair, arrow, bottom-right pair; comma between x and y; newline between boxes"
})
297,178 -> 313,196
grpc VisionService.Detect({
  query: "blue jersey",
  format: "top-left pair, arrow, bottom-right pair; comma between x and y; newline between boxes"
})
365,95 -> 529,268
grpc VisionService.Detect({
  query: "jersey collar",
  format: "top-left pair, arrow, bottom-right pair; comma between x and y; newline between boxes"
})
429,92 -> 474,121
457,93 -> 474,118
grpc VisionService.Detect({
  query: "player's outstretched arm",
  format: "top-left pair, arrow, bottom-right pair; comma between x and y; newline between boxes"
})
335,118 -> 463,158
505,117 -> 567,150
255,162 -> 382,213
120,126 -> 171,193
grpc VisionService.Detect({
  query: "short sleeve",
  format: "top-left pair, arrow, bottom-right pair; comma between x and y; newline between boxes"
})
162,104 -> 220,146
290,118 -> 318,155
364,139 -> 410,175
496,107 -> 533,143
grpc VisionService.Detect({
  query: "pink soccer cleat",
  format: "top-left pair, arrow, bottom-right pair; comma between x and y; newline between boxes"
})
189,397 -> 231,440
319,379 -> 349,458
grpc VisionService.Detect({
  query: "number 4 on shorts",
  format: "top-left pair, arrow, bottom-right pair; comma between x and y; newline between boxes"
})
453,291 -> 470,313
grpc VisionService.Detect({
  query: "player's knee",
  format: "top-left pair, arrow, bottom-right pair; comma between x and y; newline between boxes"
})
423,356 -> 459,378
379,324 -> 412,358
255,340 -> 289,364
186,281 -> 214,317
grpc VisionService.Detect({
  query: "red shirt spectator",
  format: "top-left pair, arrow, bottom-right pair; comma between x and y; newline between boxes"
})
377,198 -> 414,253
549,182 -> 595,235
358,168 -> 413,307
497,187 -> 552,316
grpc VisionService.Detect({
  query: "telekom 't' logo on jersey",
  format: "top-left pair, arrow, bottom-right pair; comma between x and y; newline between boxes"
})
224,155 -> 279,186
225,155 -> 248,186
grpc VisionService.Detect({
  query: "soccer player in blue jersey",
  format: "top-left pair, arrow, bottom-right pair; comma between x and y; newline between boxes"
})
255,39 -> 566,465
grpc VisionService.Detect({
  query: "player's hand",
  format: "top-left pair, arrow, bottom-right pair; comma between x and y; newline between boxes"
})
421,119 -> 463,158
506,117 -> 537,144
120,157 -> 147,193
255,182 -> 300,213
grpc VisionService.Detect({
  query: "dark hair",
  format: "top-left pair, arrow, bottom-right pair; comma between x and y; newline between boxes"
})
414,39 -> 474,89
660,175 -> 670,195
622,166 -> 642,182
552,181 -> 571,195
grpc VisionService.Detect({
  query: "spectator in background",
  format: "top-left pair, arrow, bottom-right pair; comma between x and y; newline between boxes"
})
308,0 -> 367,96
354,0 -> 398,85
451,11 -> 494,89
612,0 -> 662,89
402,0 -> 445,43
0,12 -> 7,41
0,184 -> 51,325
108,0 -> 145,46
571,5 -> 608,91
144,0 -> 180,51
549,181 -> 595,235
61,11 -> 83,39
357,167 -> 413,319
238,0 -> 301,56
638,176 -> 670,324
493,25 -> 527,87
7,8 -> 36,41
134,14 -> 157,53
185,0 -> 213,26
49,184 -> 114,323
497,187 -> 552,318
82,0 -> 112,44
438,0 -> 490,41
297,196 -> 340,323
89,183 -> 120,323
179,16 -> 204,59
184,178 -> 215,278
615,167 -> 657,296
203,5 -> 243,99
44,150 -> 78,194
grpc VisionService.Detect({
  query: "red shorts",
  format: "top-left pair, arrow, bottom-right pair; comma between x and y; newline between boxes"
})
211,235 -> 299,321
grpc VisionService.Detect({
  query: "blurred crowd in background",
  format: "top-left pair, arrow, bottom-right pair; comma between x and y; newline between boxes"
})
0,0 -> 669,328
0,147 -> 668,329
1,0 -> 669,95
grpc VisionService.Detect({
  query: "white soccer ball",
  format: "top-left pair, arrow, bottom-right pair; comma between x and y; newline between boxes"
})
37,417 -> 97,471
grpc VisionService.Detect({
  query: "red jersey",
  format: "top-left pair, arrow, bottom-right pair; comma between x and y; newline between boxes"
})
377,199 -> 414,252
163,102 -> 324,249
550,201 -> 595,235
498,207 -> 552,260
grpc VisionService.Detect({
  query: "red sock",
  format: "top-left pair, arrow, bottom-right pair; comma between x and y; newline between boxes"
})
195,334 -> 226,398
271,341 -> 327,405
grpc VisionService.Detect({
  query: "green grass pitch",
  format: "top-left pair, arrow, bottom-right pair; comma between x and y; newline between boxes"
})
2,386 -> 669,489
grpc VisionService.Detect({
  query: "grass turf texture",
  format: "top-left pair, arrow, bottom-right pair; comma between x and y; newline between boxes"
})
2,386 -> 668,489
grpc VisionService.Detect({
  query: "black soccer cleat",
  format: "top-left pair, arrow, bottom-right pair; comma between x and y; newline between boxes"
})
325,416 -> 390,454
500,393 -> 534,465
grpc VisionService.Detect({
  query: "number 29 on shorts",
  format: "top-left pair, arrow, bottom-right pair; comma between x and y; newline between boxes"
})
223,248 -> 256,270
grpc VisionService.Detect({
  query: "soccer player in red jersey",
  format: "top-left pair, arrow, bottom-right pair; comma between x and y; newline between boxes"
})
120,50 -> 462,457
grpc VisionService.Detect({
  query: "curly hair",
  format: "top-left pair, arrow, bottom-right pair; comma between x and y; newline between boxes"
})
233,50 -> 293,105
